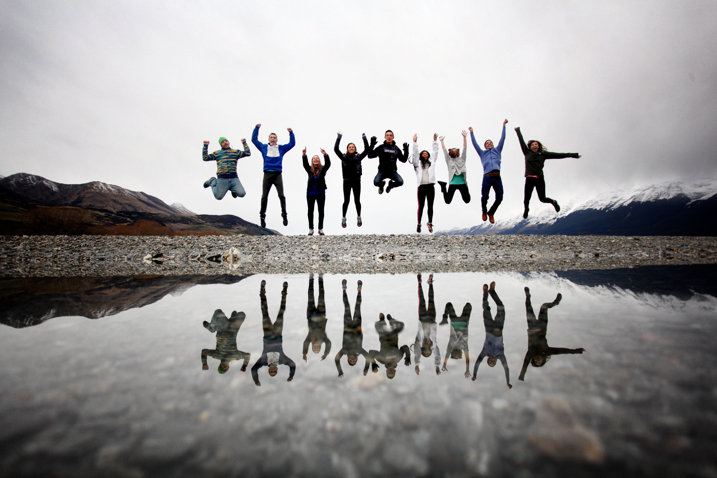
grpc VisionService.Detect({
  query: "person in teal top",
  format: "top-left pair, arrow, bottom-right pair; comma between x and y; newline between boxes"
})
437,130 -> 471,204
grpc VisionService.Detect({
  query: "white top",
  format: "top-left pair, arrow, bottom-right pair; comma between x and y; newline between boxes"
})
412,141 -> 439,186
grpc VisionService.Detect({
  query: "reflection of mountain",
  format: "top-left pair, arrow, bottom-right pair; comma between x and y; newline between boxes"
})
0,275 -> 250,328
0,173 -> 276,236
443,179 -> 717,236
555,264 -> 717,301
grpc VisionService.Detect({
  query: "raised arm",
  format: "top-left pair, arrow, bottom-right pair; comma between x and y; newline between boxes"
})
334,133 -> 345,160
496,120 -> 507,152
469,128 -> 483,155
251,124 -> 261,148
282,128 -> 296,152
321,151 -> 331,175
411,134 -> 420,170
202,142 -> 216,162
367,136 -> 379,158
472,349 -> 487,379
499,353 -> 511,388
400,142 -> 409,163
301,147 -> 311,174
358,134 -> 371,160
515,127 -> 529,155
462,130 -> 468,152
335,349 -> 345,377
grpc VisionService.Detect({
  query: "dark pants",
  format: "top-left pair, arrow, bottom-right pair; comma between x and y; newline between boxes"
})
443,183 -> 471,204
343,289 -> 362,332
307,193 -> 326,230
418,282 -> 435,323
261,171 -> 287,219
524,177 -> 556,210
374,170 -> 404,189
482,290 -> 505,337
307,275 -> 326,319
417,184 -> 435,224
261,283 -> 287,338
481,176 -> 503,215
342,179 -> 362,217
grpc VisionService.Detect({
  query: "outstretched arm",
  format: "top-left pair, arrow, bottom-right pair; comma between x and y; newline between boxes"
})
472,350 -> 487,380
301,148 -> 311,174
334,133 -> 345,160
515,127 -> 529,155
322,152 -> 331,174
543,151 -> 581,160
358,134 -> 371,160
469,128 -> 483,155
411,134 -> 420,170
251,124 -> 261,148
496,120 -> 507,152
400,142 -> 410,163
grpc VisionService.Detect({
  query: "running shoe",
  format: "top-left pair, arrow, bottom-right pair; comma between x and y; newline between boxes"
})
386,183 -> 393,194
482,212 -> 488,221
203,177 -> 214,188
378,183 -> 384,194
282,215 -> 288,226
489,215 -> 495,224
416,224 -> 421,233
341,217 -> 346,228
260,217 -> 266,228
318,230 -> 325,236
554,201 -> 561,213
357,217 -> 362,227
427,223 -> 433,233
342,279 -> 347,291
308,229 -> 314,236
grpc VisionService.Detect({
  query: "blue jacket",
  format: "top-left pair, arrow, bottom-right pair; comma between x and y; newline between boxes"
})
470,125 -> 506,174
252,126 -> 295,172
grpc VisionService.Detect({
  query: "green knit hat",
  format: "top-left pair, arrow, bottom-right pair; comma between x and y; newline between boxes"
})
218,364 -> 228,374
218,136 -> 228,145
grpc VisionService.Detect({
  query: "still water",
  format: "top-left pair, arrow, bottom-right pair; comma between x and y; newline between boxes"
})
1,265 -> 716,477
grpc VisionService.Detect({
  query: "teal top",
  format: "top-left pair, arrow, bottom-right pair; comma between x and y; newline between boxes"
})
450,173 -> 466,186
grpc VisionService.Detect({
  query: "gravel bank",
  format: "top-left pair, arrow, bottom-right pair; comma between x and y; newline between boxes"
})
1,234 -> 716,277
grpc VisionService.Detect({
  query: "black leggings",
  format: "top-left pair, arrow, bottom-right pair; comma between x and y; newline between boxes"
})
307,193 -> 326,230
342,179 -> 361,217
417,184 -> 435,224
443,184 -> 471,204
524,177 -> 556,209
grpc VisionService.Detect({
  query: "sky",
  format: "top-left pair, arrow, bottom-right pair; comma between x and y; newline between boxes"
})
1,0 -> 716,235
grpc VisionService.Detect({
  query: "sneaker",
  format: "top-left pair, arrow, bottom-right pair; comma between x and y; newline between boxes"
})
427,223 -> 433,233
437,181 -> 447,193
203,177 -> 214,188
427,274 -> 433,284
483,284 -> 488,293
342,217 -> 346,228
554,201 -> 561,213
282,215 -> 288,226
357,216 -> 362,227
490,281 -> 496,291
260,217 -> 266,228
522,209 -> 529,219
357,280 -> 362,291
342,279 -> 347,291
379,312 -> 385,321
318,230 -> 325,236
386,183 -> 393,194
308,229 -> 314,236
231,192 -> 238,198
416,224 -> 421,233
489,215 -> 495,224
482,212 -> 488,221
378,183 -> 384,195
202,321 -> 215,332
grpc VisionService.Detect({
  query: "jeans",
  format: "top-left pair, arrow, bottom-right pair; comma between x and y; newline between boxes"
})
209,177 -> 246,200
373,170 -> 404,189
481,175 -> 503,215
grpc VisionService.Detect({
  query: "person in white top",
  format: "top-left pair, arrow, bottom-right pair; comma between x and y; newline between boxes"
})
411,134 -> 439,233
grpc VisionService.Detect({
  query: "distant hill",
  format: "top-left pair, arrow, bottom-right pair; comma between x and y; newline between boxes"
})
0,173 -> 276,236
441,179 -> 717,236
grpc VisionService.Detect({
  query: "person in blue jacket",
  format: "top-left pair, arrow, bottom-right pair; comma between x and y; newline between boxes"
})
252,124 -> 295,228
470,119 -> 508,224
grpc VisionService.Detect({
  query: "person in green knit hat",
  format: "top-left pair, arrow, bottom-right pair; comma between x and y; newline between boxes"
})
201,309 -> 251,374
202,136 -> 251,200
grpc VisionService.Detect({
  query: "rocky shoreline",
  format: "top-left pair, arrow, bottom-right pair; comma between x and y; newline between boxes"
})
1,234 -> 716,277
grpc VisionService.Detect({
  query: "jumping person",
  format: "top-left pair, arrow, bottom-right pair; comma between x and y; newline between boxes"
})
437,131 -> 471,204
335,279 -> 370,377
365,313 -> 411,379
334,132 -> 371,228
251,124 -> 295,228
251,280 -> 295,386
514,126 -> 581,219
470,119 -> 508,224
472,282 -> 512,388
367,130 -> 409,195
518,287 -> 585,382
303,273 -> 331,361
412,134 -> 439,233
413,274 -> 440,375
202,137 -> 250,200
442,300 -> 472,378
201,309 -> 251,374
302,147 -> 331,236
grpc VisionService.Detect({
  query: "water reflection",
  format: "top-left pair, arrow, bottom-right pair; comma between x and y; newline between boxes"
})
519,287 -> 585,382
2,266 -> 717,476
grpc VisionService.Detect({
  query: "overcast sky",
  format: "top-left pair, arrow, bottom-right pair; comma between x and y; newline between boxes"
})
1,1 -> 716,235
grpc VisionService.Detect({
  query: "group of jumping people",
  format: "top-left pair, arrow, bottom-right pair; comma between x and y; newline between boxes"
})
200,274 -> 586,385
202,122 -> 581,234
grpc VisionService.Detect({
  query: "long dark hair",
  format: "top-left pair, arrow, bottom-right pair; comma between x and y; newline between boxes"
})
420,150 -> 431,167
527,140 -> 546,152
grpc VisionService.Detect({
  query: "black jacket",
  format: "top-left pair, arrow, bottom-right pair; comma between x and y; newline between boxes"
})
368,140 -> 409,173
334,134 -> 371,180
302,153 -> 331,193
515,127 -> 579,178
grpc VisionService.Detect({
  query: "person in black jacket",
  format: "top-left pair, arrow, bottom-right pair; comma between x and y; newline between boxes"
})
514,127 -> 581,219
302,147 -> 331,236
367,130 -> 409,195
335,278 -> 370,377
335,132 -> 372,228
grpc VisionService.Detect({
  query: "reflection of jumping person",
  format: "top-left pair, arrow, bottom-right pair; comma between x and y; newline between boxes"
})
251,280 -> 296,386
437,131 -> 471,204
413,274 -> 440,375
411,134 -> 439,234
302,148 -> 331,236
514,126 -> 581,219
202,137 -> 251,200
367,130 -> 409,195
252,124 -> 296,228
303,274 -> 331,361
201,309 -> 251,374
366,313 -> 411,379
518,287 -> 585,382
335,132 -> 371,228
470,119 -> 508,224
442,300 -> 472,378
335,279 -> 369,377
472,282 -> 511,388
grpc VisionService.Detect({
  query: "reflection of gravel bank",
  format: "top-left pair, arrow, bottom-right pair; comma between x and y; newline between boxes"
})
1,234 -> 716,277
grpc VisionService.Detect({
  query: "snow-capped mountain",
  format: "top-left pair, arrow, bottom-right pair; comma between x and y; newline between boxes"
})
441,178 -> 717,236
170,202 -> 196,215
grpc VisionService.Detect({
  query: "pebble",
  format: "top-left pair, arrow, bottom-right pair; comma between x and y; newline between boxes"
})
0,234 -> 715,277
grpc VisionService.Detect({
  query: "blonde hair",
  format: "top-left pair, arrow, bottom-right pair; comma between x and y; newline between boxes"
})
311,155 -> 323,176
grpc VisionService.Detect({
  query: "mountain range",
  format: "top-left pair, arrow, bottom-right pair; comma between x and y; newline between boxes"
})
441,179 -> 717,236
0,173 -> 275,236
